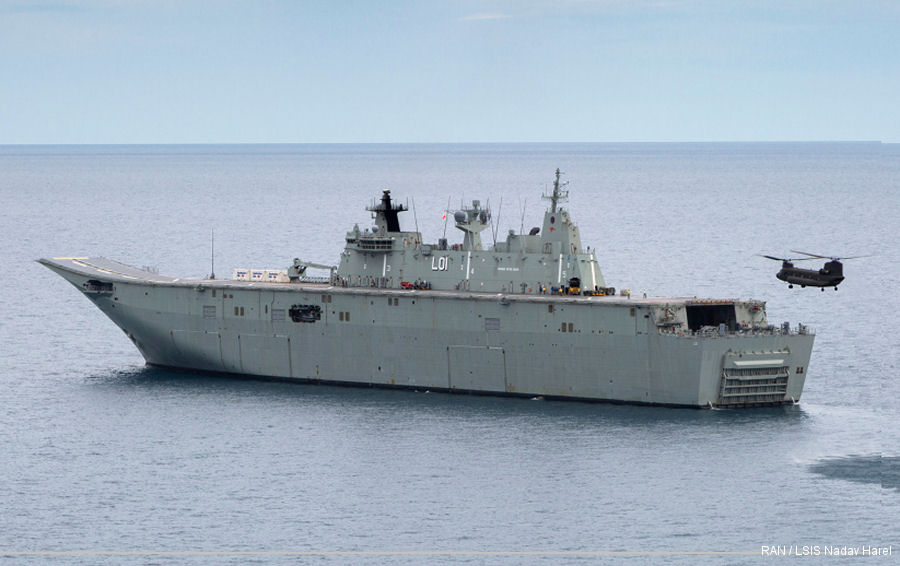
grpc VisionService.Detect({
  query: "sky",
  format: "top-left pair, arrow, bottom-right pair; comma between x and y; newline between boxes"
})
1,0 -> 897,144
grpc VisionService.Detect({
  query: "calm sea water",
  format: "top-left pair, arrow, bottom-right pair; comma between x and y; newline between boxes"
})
1,143 -> 897,564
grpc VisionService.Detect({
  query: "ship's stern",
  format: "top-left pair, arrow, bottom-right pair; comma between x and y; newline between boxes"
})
693,331 -> 814,408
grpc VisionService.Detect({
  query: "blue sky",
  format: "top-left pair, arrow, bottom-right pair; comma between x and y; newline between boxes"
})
1,0 -> 897,143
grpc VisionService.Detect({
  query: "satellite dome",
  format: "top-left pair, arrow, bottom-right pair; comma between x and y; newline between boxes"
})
454,211 -> 467,223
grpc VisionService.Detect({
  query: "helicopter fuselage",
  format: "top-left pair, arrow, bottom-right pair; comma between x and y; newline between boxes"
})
776,260 -> 844,288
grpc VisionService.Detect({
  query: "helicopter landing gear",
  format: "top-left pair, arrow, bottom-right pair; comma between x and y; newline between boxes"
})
821,288 -> 825,292
788,284 -> 793,289
834,286 -> 839,291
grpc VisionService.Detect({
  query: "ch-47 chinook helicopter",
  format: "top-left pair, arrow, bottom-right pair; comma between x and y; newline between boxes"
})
760,250 -> 869,291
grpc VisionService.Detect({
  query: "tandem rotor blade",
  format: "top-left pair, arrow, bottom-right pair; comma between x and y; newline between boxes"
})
791,250 -> 873,261
758,254 -> 817,262
790,250 -> 830,259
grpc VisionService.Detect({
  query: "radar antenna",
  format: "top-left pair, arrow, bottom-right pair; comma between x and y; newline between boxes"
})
543,168 -> 569,213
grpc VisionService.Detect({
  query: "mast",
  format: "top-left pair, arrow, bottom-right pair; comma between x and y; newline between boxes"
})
543,168 -> 569,213
453,199 -> 490,251
368,189 -> 407,233
209,228 -> 215,280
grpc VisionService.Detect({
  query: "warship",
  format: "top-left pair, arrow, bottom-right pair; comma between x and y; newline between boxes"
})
40,170 -> 814,408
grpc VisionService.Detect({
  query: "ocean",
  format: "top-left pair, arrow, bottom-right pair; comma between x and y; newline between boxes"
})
1,143 -> 897,564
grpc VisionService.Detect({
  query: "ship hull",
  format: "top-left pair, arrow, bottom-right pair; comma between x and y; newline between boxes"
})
41,257 -> 814,408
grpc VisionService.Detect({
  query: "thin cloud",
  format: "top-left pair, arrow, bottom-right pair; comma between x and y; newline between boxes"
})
458,13 -> 513,22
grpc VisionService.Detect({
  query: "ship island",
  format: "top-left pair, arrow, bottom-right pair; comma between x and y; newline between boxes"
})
40,170 -> 814,408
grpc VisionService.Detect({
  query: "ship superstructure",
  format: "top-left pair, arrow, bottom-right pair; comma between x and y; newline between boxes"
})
333,170 -> 605,295
40,170 -> 814,408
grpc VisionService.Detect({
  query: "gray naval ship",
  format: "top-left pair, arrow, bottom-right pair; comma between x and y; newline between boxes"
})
40,170 -> 814,408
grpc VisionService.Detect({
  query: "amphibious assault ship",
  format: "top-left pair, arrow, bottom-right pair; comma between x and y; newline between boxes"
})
40,170 -> 814,408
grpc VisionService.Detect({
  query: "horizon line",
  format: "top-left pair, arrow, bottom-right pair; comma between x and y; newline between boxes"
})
0,140 -> 889,147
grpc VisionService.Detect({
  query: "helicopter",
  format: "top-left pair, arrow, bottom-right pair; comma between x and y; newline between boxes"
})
760,251 -> 869,291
